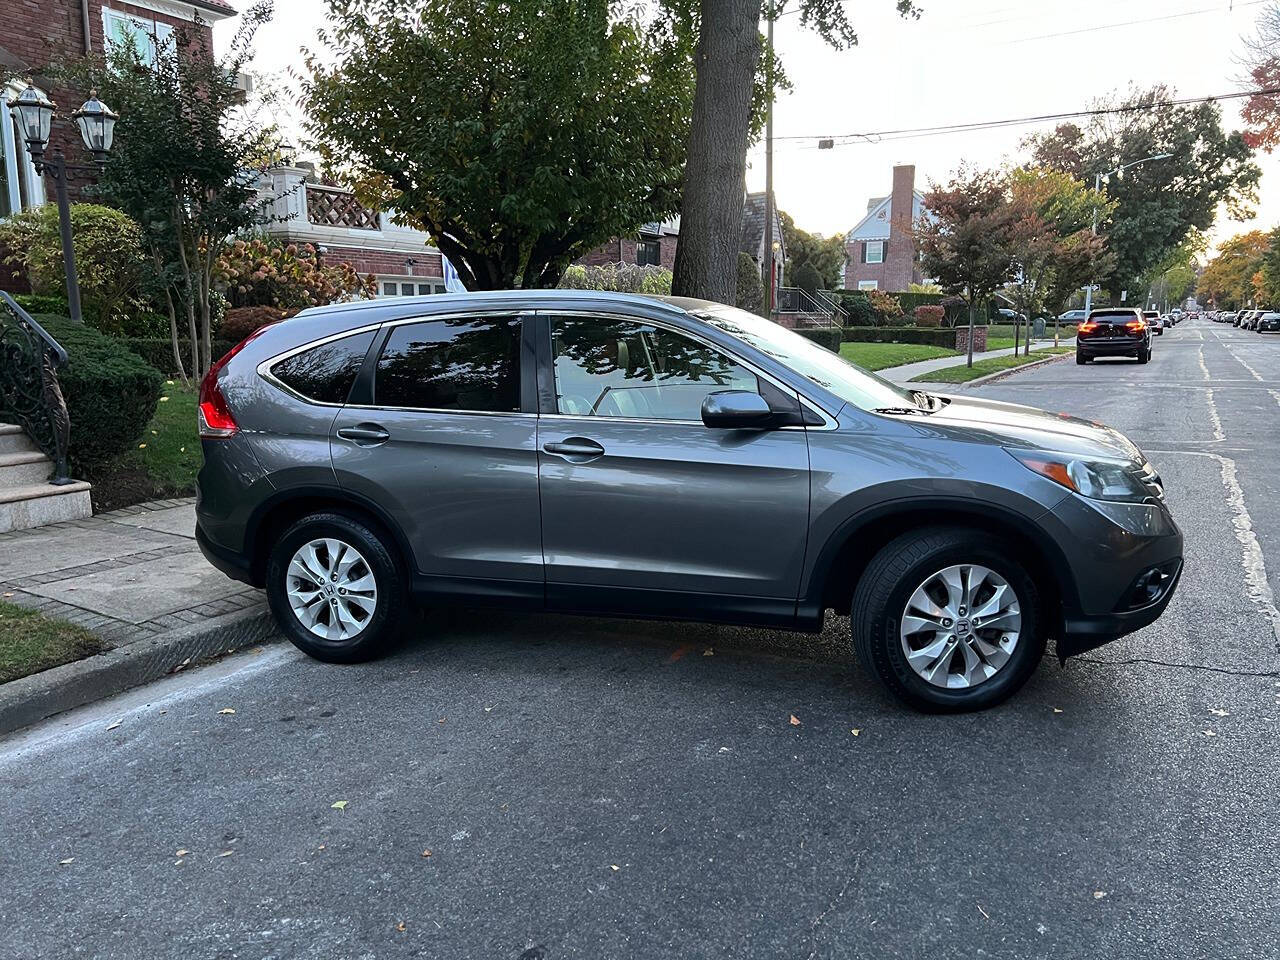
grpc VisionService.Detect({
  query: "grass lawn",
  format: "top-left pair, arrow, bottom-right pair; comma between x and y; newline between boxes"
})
910,347 -> 1074,384
0,601 -> 106,684
839,342 -> 958,371
87,383 -> 201,512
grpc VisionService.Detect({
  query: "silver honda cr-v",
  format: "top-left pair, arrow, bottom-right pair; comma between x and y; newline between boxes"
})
195,291 -> 1182,711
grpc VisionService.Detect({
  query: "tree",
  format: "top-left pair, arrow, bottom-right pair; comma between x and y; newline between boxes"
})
780,210 -> 844,289
1241,3 -> 1280,152
64,3 -> 276,383
734,251 -> 765,315
1005,167 -> 1113,353
1199,231 -> 1269,309
1258,228 -> 1280,306
668,0 -> 918,301
1025,86 -> 1260,296
916,167 -> 1022,366
300,0 -> 692,291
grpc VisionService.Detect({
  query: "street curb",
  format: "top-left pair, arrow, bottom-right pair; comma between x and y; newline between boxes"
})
958,350 -> 1073,388
0,603 -> 279,737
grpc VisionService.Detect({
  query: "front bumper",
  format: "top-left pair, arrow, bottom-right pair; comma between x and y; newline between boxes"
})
1057,558 -> 1182,658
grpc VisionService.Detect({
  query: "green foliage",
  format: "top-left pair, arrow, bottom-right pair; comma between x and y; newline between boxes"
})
735,252 -> 765,316
0,204 -> 144,333
33,315 -> 163,472
301,0 -> 692,290
11,294 -> 71,316
1026,85 -> 1261,294
792,261 -> 823,294
893,291 -> 947,314
558,263 -> 673,294
0,601 -> 105,684
841,325 -> 956,347
1200,231 -> 1268,308
833,290 -> 909,326
866,289 -> 904,322
123,337 -> 238,376
793,327 -> 842,351
839,341 -> 956,370
780,211 -> 845,290
215,236 -> 375,309
59,2 -> 276,377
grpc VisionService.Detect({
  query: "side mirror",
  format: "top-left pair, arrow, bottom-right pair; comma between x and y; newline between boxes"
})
701,390 -> 774,429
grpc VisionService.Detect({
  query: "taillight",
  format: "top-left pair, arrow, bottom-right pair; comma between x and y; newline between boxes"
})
1079,321 -> 1097,332
1126,319 -> 1146,331
197,323 -> 280,439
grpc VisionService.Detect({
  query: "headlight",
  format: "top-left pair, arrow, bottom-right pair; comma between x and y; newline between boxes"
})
1007,449 -> 1160,503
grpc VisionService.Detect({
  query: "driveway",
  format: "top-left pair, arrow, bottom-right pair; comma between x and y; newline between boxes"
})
2,319 -> 1278,960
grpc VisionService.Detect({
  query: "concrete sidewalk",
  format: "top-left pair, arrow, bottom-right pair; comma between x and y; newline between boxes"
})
0,499 -> 272,733
883,336 -> 1075,384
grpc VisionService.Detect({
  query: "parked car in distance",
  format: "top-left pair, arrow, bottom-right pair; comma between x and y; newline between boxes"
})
1058,309 -> 1088,326
1144,310 -> 1165,335
1258,311 -> 1280,333
195,291 -> 1183,713
1076,308 -> 1152,364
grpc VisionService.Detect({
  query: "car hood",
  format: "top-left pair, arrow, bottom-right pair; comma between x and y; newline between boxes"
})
912,394 -> 1142,462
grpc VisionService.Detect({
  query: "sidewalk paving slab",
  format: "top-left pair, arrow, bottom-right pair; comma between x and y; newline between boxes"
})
0,498 -> 274,735
883,337 -> 1075,384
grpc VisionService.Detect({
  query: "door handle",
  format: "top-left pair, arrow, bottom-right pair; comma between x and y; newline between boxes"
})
542,437 -> 605,461
337,424 -> 390,446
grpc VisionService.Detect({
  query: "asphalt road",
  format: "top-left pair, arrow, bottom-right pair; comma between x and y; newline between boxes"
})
4,318 -> 1280,960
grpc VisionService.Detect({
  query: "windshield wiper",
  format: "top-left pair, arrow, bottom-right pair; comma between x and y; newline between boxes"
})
872,406 -> 925,416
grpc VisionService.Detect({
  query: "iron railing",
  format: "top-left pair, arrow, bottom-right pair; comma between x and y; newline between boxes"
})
775,287 -> 846,328
0,291 -> 72,484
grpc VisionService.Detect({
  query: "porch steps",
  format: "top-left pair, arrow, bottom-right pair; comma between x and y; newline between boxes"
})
0,424 -> 92,533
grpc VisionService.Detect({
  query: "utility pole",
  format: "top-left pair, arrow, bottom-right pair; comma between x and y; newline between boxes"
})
763,3 -> 775,317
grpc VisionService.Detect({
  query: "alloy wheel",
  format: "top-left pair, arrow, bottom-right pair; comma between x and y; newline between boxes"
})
286,538 -> 378,641
899,564 -> 1022,689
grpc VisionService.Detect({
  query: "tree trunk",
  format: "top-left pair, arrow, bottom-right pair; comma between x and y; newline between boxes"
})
671,0 -> 764,304
164,289 -> 188,387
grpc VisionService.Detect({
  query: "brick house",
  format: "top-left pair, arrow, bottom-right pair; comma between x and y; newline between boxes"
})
577,218 -> 680,271
1,0 -> 235,220
843,164 -> 926,292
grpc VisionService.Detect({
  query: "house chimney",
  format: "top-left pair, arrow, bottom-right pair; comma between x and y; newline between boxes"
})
887,164 -> 915,291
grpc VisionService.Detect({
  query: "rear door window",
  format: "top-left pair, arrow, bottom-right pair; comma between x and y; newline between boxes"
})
270,330 -> 376,404
374,315 -> 522,412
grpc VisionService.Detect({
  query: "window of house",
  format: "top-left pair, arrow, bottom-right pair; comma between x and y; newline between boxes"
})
636,239 -> 662,267
374,316 -> 522,412
551,317 -> 758,421
270,330 -> 375,405
1,80 -> 45,217
857,280 -> 879,291
102,8 -> 174,67
864,241 -> 885,265
379,278 -> 445,297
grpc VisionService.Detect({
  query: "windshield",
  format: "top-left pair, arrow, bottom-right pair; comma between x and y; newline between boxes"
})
692,305 -> 918,411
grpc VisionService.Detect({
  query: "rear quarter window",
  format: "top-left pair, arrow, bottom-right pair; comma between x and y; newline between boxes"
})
269,330 -> 376,404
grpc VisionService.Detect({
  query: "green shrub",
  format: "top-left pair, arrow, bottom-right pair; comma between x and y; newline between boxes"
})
734,252 -> 765,316
793,327 -> 842,351
12,293 -> 71,316
894,291 -> 947,314
123,337 -> 237,376
558,262 -> 674,295
841,325 -> 956,348
33,315 -> 164,472
867,289 -> 905,323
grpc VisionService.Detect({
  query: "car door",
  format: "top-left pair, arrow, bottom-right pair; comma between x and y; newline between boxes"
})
534,312 -> 811,623
329,311 -> 543,596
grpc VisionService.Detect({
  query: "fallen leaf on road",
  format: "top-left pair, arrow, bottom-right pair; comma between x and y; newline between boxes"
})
789,715 -> 801,726
217,850 -> 233,858
317,845 -> 325,851
1052,708 -> 1063,714
395,922 -> 407,932
851,729 -> 862,736
977,904 -> 990,920
1204,730 -> 1217,737
484,705 -> 493,712
437,717 -> 446,724
703,648 -> 714,656
331,800 -> 348,810
217,708 -> 236,715
174,859 -> 184,865
718,746 -> 731,753
421,849 -> 432,858
1093,891 -> 1106,900
175,849 -> 188,857
106,720 -> 122,731
2,592 -> 12,598
1209,708 -> 1229,717
59,858 -> 74,865
610,864 -> 620,871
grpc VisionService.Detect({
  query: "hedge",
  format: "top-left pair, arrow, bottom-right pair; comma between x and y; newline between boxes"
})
32,315 -> 164,472
840,325 -> 956,347
793,327 -> 842,351
123,337 -> 238,376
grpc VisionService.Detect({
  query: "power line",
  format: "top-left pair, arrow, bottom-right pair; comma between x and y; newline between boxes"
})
773,86 -> 1280,146
999,0 -> 1267,45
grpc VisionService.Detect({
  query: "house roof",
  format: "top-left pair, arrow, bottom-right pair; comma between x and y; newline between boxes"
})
190,0 -> 238,18
845,190 -> 927,242
740,192 -> 784,261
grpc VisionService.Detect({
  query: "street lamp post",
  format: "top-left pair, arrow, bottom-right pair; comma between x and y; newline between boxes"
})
6,83 -> 119,326
1083,153 -> 1172,317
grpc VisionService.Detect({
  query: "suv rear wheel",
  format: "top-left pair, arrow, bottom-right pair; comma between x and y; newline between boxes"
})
267,511 -> 409,663
851,528 -> 1046,712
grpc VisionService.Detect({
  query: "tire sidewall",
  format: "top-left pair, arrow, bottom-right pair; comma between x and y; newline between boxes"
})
875,542 -> 1044,712
266,513 -> 403,663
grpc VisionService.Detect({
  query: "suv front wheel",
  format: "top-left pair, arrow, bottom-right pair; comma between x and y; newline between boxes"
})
851,528 -> 1046,712
267,511 -> 409,663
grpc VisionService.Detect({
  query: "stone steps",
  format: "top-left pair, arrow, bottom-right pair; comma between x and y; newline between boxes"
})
0,423 -> 92,532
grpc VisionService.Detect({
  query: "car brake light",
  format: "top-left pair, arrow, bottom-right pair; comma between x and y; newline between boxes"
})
1126,319 -> 1146,331
1078,321 -> 1097,332
198,323 -> 281,439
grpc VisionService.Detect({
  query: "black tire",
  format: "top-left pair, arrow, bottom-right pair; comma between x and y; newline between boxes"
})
1138,347 -> 1150,364
1076,352 -> 1089,365
266,511 -> 410,663
850,527 -> 1046,712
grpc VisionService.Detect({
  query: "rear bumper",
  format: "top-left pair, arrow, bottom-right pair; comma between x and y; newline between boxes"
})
196,522 -> 256,587
1077,339 -> 1144,356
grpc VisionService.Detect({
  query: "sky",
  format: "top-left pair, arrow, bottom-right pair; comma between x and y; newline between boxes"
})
220,0 -> 1280,250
